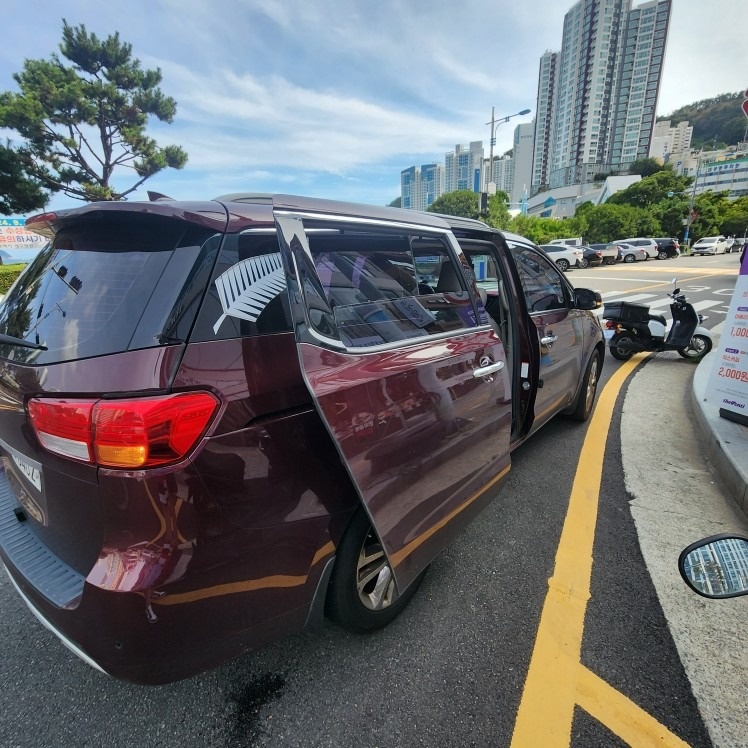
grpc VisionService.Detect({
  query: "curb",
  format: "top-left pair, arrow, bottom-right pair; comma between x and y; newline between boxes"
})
691,350 -> 748,517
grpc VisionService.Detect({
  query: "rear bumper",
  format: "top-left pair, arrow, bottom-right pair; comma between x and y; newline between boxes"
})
1,534 -> 331,684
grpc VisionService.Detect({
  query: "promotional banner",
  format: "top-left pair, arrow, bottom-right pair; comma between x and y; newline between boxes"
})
0,218 -> 47,262
707,249 -> 748,425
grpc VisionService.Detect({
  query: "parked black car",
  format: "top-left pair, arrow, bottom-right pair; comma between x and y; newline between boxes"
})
579,245 -> 604,268
652,238 -> 680,259
587,243 -> 618,265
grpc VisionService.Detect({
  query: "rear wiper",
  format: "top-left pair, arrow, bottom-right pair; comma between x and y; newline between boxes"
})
0,334 -> 48,351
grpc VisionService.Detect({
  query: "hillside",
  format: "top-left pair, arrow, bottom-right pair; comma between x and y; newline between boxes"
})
658,92 -> 747,148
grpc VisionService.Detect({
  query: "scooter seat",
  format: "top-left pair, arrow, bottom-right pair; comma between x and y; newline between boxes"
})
648,313 -> 667,327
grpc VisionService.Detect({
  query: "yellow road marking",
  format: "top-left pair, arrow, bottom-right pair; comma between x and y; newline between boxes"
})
576,666 -> 690,747
511,354 -> 689,747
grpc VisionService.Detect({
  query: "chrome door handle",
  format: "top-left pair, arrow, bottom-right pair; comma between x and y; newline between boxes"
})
473,361 -> 505,378
540,335 -> 558,346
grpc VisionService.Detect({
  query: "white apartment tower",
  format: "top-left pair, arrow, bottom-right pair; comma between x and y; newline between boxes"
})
484,155 -> 514,195
649,120 -> 693,161
400,164 -> 444,210
607,0 -> 671,167
533,0 -> 671,192
511,122 -> 535,205
445,142 -> 485,194
532,51 -> 560,193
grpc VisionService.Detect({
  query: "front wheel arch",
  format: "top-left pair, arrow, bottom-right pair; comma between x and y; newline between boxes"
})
325,508 -> 427,632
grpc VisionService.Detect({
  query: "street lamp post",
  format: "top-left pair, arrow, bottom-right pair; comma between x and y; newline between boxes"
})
486,107 -> 531,189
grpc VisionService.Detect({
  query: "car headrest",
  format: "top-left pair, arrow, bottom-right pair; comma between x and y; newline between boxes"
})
436,261 -> 463,292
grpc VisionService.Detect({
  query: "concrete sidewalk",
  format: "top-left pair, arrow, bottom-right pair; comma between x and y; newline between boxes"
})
621,349 -> 748,748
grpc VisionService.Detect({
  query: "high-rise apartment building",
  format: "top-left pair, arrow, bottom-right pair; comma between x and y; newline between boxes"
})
511,122 -> 535,205
399,163 -> 444,210
484,155 -> 514,195
607,0 -> 671,168
445,142 -> 485,194
532,0 -> 671,192
532,51 -> 560,193
649,119 -> 693,161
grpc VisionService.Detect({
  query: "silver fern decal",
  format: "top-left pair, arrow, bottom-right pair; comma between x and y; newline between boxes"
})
213,253 -> 285,334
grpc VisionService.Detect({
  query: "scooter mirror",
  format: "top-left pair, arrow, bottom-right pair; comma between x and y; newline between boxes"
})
678,535 -> 748,598
671,277 -> 677,284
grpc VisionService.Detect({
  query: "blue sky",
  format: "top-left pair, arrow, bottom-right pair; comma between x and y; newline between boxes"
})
1,0 -> 745,212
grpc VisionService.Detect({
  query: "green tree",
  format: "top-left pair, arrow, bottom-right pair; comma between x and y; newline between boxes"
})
627,157 -> 669,178
607,170 -> 692,210
690,191 -> 733,238
387,197 -> 401,208
485,191 -> 511,229
428,190 -> 480,219
0,142 -> 49,214
0,20 -> 187,202
720,197 -> 748,237
580,203 -> 643,243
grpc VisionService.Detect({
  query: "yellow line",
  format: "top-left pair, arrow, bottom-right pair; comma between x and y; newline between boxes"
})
576,665 -> 691,748
511,353 -> 687,747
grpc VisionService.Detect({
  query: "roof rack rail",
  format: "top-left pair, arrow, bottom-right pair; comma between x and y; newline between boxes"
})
212,193 -> 273,203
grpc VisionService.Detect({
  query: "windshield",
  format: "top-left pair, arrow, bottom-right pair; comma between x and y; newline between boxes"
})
0,217 -> 219,364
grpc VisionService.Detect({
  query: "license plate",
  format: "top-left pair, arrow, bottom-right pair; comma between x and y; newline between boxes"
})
603,329 -> 615,339
1,444 -> 47,525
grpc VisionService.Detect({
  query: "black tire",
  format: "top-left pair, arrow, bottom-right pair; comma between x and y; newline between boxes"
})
623,253 -> 636,263
609,333 -> 635,361
568,349 -> 602,421
325,509 -> 426,632
578,258 -> 590,269
677,334 -> 712,360
604,257 -> 616,265
556,259 -> 570,271
657,251 -> 668,260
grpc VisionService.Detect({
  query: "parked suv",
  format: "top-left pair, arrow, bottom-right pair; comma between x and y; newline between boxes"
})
652,238 -> 680,259
0,195 -> 604,684
538,243 -> 584,271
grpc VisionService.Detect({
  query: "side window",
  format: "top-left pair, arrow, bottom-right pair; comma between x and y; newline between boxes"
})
191,231 -> 293,341
509,245 -> 568,313
306,229 -> 477,348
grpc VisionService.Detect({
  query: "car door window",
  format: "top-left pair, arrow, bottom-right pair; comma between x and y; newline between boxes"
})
307,230 -> 477,348
510,246 -> 568,313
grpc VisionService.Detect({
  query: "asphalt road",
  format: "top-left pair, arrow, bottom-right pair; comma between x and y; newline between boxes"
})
0,252 -> 743,748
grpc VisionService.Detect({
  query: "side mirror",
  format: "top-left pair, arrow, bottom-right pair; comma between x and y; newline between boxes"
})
574,288 -> 602,310
678,535 -> 748,598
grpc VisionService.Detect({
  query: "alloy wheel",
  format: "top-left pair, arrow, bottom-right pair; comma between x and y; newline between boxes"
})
356,528 -> 396,610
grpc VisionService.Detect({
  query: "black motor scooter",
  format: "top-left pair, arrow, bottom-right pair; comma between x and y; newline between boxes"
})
603,279 -> 712,361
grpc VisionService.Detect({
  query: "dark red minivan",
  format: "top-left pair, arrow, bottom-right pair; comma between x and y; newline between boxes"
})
0,195 -> 603,683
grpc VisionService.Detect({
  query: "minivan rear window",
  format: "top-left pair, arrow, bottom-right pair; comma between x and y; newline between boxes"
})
0,216 -> 220,364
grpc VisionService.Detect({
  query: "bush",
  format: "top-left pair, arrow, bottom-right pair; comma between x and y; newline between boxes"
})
0,264 -> 25,295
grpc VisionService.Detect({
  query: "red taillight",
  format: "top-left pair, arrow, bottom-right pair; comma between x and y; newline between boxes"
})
28,399 -> 96,462
28,393 -> 219,468
604,320 -> 617,330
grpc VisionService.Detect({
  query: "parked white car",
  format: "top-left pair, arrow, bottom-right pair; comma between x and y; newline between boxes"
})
614,238 -> 658,259
691,236 -> 728,255
538,244 -> 584,271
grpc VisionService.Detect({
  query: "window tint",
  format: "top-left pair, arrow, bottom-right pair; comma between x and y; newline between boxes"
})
192,232 -> 293,341
0,216 -> 218,364
509,246 -> 568,313
307,230 -> 476,348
